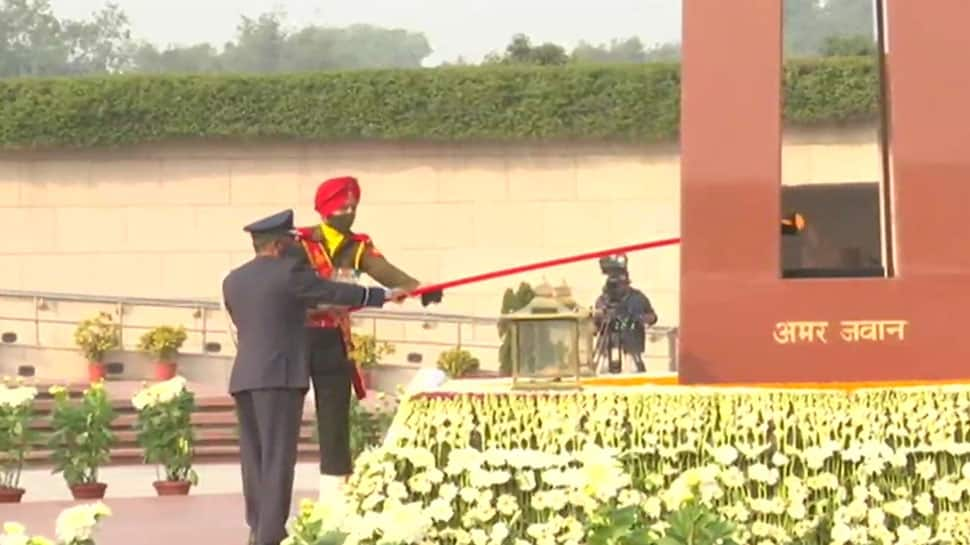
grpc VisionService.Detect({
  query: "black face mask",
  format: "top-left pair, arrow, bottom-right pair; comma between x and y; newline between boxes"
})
327,212 -> 356,233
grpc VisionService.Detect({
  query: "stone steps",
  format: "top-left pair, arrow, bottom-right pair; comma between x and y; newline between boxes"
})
24,443 -> 322,466
25,423 -> 318,446
28,406 -> 317,430
22,381 -> 322,468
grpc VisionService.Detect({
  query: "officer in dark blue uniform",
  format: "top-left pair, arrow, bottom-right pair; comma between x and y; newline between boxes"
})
222,209 -> 405,545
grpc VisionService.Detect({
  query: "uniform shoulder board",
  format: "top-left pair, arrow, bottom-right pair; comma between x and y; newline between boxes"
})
350,233 -> 383,258
295,226 -> 322,242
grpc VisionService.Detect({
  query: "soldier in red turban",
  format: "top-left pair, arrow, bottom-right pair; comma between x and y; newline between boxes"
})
292,175 -> 442,502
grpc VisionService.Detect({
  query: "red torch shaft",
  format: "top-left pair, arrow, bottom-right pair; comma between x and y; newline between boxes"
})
407,237 -> 681,297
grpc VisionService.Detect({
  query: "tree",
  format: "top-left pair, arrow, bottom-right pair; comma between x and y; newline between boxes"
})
573,37 -> 647,64
60,2 -> 133,74
784,0 -> 876,57
820,35 -> 876,57
220,10 -> 287,73
440,55 -> 471,67
286,24 -> 431,70
0,0 -> 70,77
129,42 -> 222,74
571,37 -> 681,64
643,42 -> 680,62
277,25 -> 339,72
137,13 -> 433,74
485,34 -> 569,66
784,0 -> 826,56
821,0 -> 875,41
0,0 -> 134,77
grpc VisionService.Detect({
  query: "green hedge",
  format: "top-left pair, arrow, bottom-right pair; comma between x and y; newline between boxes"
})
0,57 -> 879,150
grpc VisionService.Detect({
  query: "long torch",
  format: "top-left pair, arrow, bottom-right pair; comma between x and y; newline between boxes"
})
400,213 -> 801,298
399,214 -> 800,299
352,237 -> 682,306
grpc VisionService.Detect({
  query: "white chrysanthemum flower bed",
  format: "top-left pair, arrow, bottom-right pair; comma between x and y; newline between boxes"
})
1,502 -> 110,545
288,386 -> 970,545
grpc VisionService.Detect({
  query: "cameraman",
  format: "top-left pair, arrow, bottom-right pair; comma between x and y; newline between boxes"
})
593,261 -> 658,374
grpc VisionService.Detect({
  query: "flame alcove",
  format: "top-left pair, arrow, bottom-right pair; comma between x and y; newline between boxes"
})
678,0 -> 970,383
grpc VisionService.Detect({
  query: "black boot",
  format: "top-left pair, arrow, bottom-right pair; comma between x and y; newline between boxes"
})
633,354 -> 646,373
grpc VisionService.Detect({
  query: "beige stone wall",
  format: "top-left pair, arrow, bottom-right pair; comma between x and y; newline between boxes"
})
0,125 -> 881,372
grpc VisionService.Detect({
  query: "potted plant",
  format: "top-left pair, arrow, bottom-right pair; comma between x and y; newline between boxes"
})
137,325 -> 188,381
73,312 -> 121,383
0,378 -> 38,503
48,382 -> 116,499
348,392 -> 399,462
131,376 -> 198,495
436,347 -> 481,379
349,333 -> 395,386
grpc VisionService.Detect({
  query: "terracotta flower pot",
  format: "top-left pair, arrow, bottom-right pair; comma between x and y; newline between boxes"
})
0,486 -> 25,503
69,482 -> 107,500
88,362 -> 106,382
153,480 -> 192,496
153,361 -> 177,381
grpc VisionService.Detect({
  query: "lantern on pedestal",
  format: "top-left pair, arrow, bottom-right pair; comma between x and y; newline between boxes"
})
505,280 -> 595,389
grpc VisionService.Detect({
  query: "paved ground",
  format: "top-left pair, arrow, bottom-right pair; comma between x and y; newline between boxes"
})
6,463 -> 323,544
4,491 -> 315,545
17,462 -> 322,502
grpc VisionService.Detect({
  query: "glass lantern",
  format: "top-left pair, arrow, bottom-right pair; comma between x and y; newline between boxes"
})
507,281 -> 595,389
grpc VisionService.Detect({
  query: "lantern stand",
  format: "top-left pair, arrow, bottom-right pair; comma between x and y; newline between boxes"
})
505,280 -> 595,390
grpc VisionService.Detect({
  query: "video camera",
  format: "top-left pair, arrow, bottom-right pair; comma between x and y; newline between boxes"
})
598,254 -> 629,304
593,253 -> 643,374
599,254 -> 628,276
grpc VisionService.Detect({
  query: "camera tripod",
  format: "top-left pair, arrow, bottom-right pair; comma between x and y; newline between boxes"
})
592,309 -> 647,374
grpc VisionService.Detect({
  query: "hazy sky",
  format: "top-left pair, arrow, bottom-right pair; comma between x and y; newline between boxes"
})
48,0 -> 683,65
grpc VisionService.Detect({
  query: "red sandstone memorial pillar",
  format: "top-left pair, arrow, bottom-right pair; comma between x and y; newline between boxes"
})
679,0 -> 970,384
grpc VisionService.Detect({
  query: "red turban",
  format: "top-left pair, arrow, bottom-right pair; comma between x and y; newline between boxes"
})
314,176 -> 360,218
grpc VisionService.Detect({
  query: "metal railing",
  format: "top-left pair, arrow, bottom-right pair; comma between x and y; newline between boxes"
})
0,289 -> 678,369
